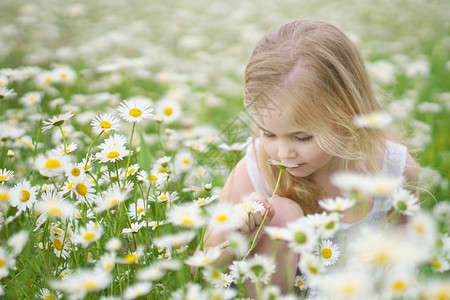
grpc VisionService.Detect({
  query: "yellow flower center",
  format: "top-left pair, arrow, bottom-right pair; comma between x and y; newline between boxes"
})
181,219 -> 194,226
309,267 -> 318,274
76,183 -> 87,196
217,215 -> 228,222
67,182 -> 75,190
150,175 -> 158,181
159,196 -> 168,202
182,158 -> 190,165
54,238 -> 63,250
392,281 -> 406,292
0,192 -> 9,202
163,107 -> 173,116
100,120 -> 112,129
125,254 -> 138,263
44,295 -> 56,300
129,108 -> 142,117
0,258 -> 4,267
201,258 -> 210,264
104,263 -> 113,272
137,208 -> 144,214
83,232 -> 95,241
48,206 -> 63,217
45,159 -> 61,169
107,151 -> 120,159
0,176 -> 7,181
297,279 -> 303,286
107,199 -> 118,207
322,248 -> 332,259
20,190 -> 31,202
341,284 -> 356,296
71,168 -> 80,176
127,168 -> 135,175
53,228 -> 62,235
83,280 -> 99,291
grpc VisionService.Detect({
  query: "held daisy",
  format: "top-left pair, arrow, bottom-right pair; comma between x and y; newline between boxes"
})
268,158 -> 299,169
117,98 -> 153,123
42,112 -> 74,132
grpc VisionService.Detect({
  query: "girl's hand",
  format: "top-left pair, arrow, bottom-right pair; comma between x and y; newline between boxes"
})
238,192 -> 276,241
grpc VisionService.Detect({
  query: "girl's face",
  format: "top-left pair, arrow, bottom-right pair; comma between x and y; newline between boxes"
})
254,108 -> 338,179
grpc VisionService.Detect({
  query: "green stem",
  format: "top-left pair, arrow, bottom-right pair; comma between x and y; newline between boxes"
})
84,130 -> 104,171
242,167 -> 284,261
58,125 -> 67,154
123,122 -> 136,187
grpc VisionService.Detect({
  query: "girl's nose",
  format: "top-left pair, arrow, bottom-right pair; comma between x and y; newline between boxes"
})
277,140 -> 296,160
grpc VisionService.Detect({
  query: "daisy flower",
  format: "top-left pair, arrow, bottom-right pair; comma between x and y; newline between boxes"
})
352,111 -> 393,129
123,282 -> 152,300
96,252 -> 116,273
137,264 -> 165,282
318,197 -> 355,212
65,162 -> 86,180
285,217 -> 319,254
318,239 -> 340,266
95,140 -> 128,163
117,247 -> 144,264
174,150 -> 194,173
227,231 -> 249,257
121,222 -> 144,235
42,112 -> 74,132
62,177 -> 96,204
208,203 -> 243,232
38,288 -> 62,300
76,221 -> 103,248
167,204 -> 206,229
184,247 -> 222,267
390,188 -> 420,216
294,275 -> 308,291
19,91 -> 43,106
192,195 -> 218,207
317,268 -> 371,300
51,234 -> 73,259
35,151 -> 71,177
54,143 -> 78,155
298,252 -> 324,278
153,231 -> 196,249
50,269 -> 111,298
268,158 -> 299,169
105,238 -> 122,252
0,87 -> 16,99
128,198 -> 147,220
90,113 -> 121,133
234,194 -> 265,214
10,180 -> 38,211
0,186 -> 11,205
264,226 -> 291,240
0,168 -> 14,184
35,189 -> 74,220
154,98 -> 181,123
94,187 -> 127,213
126,163 -> 140,176
0,246 -> 15,278
305,212 -> 340,239
240,254 -> 276,284
203,267 -> 234,288
117,98 -> 153,123
7,230 -> 28,255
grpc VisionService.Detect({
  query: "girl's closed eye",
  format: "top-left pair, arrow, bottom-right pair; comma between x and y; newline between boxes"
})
262,132 -> 274,138
295,135 -> 313,142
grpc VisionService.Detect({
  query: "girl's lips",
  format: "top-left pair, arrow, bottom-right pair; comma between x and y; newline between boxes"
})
289,163 -> 305,169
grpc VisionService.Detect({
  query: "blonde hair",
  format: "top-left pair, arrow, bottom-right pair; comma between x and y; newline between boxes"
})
244,19 -> 393,215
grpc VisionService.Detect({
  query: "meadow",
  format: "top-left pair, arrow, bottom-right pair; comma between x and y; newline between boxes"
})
0,0 -> 449,299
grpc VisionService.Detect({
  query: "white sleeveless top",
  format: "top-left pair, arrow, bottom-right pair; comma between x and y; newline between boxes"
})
245,138 -> 407,228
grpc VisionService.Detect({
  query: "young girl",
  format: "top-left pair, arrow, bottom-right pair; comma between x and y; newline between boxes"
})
203,19 -> 419,295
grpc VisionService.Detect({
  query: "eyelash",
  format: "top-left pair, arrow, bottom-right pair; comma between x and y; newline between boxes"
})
262,132 -> 313,142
